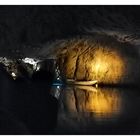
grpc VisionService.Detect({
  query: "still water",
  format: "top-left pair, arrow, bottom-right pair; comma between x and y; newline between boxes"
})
1,72 -> 140,134
51,85 -> 140,135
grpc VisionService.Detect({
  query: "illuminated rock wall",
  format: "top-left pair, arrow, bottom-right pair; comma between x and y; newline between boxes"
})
55,35 -> 140,85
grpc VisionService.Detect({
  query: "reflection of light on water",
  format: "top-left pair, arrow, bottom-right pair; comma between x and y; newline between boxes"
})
63,86 -> 122,120
51,85 -> 62,99
54,86 -> 125,133
87,89 -> 121,119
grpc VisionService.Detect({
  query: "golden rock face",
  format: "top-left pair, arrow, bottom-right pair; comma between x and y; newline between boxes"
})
85,47 -> 124,84
56,35 -> 140,85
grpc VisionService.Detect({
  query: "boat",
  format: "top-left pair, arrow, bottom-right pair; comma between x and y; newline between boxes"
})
66,79 -> 98,86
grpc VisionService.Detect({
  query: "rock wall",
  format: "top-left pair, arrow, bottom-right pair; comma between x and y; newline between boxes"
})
53,35 -> 140,85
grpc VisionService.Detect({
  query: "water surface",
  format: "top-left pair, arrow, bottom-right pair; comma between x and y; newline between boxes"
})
51,85 -> 140,134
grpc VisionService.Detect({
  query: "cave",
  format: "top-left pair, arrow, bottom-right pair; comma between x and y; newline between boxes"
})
0,5 -> 140,135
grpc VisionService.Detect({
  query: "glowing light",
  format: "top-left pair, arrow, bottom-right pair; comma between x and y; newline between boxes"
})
36,65 -> 40,71
11,72 -> 16,80
89,47 -> 125,84
57,86 -> 60,89
95,83 -> 98,88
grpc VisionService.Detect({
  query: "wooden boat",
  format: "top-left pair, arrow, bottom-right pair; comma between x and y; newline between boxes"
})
66,79 -> 98,86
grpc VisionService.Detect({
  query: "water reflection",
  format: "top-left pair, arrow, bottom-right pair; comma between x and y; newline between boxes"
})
60,86 -> 122,121
74,86 -> 122,120
52,85 -> 140,134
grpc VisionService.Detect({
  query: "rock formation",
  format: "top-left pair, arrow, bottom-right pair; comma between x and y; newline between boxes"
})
52,35 -> 140,85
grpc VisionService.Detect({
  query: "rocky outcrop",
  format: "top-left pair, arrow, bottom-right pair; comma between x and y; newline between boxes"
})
53,35 -> 140,85
0,34 -> 140,86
